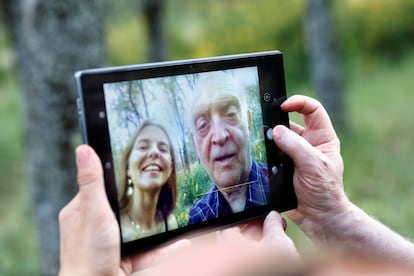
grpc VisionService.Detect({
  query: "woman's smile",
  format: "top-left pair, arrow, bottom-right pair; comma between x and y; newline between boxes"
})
143,164 -> 162,172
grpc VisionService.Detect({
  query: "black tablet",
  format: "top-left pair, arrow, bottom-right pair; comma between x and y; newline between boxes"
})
75,50 -> 296,256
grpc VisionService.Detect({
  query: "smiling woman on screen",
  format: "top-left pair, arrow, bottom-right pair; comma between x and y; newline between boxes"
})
118,121 -> 178,242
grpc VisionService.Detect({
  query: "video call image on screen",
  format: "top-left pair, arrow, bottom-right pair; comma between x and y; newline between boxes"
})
103,66 -> 269,241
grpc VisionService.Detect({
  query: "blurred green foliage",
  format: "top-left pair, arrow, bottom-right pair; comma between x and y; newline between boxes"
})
2,0 -> 414,274
334,0 -> 414,64
176,164 -> 213,227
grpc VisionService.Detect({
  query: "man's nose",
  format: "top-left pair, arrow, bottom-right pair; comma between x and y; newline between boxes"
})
211,117 -> 229,145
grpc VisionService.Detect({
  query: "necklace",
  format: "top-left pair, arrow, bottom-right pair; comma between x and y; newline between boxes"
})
128,214 -> 150,238
127,213 -> 164,239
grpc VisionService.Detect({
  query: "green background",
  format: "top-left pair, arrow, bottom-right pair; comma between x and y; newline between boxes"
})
2,0 -> 414,274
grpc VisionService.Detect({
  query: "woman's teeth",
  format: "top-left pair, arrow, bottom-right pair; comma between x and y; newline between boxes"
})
144,165 -> 161,172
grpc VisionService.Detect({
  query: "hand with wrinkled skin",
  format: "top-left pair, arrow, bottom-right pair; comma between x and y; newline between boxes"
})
273,95 -> 414,265
272,95 -> 349,240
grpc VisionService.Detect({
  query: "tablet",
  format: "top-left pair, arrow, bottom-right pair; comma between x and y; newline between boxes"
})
75,50 -> 296,256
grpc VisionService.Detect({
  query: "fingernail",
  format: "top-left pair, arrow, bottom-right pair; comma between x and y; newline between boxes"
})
267,210 -> 279,220
76,145 -> 91,165
273,125 -> 285,141
267,211 -> 287,230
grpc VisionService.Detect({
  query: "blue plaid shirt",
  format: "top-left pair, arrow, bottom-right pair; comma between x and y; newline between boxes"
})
188,160 -> 270,225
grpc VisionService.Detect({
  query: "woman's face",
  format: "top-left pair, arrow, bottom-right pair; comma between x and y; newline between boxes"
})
127,125 -> 173,191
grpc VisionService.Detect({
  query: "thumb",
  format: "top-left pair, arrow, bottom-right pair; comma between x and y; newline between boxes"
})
75,144 -> 108,208
262,211 -> 299,262
262,211 -> 286,243
273,125 -> 322,169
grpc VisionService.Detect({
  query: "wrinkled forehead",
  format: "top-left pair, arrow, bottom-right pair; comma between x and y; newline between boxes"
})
192,91 -> 241,111
190,73 -> 243,116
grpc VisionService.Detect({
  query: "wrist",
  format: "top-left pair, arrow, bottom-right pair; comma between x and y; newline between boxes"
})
319,201 -> 363,244
316,203 -> 414,266
296,195 -> 354,243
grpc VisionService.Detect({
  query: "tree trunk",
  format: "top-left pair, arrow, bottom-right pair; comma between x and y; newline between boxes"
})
143,0 -> 167,62
304,0 -> 347,130
5,1 -> 106,275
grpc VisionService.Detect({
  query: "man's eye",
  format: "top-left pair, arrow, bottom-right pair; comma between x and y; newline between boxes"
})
226,107 -> 240,122
227,111 -> 237,119
197,122 -> 207,130
195,118 -> 209,135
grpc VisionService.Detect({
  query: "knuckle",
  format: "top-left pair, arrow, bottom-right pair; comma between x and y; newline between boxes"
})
77,167 -> 100,186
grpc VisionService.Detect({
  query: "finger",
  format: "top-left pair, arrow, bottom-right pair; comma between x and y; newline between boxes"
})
288,121 -> 304,136
128,247 -> 164,271
129,239 -> 192,271
239,217 -> 265,241
159,239 -> 192,255
216,226 -> 244,241
261,211 -> 285,243
282,95 -> 334,132
75,145 -> 108,209
217,215 -> 264,242
262,211 -> 298,259
273,125 -> 325,168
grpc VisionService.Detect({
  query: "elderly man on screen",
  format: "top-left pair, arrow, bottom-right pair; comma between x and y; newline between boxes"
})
187,72 -> 270,225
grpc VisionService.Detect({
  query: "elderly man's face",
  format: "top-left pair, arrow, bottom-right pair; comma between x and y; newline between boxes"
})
191,90 -> 251,189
